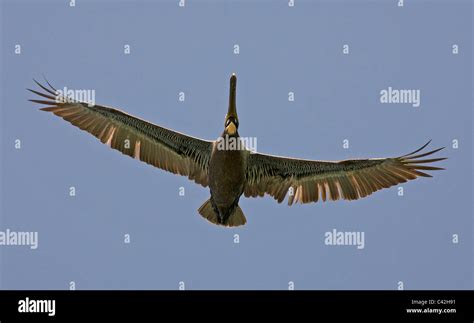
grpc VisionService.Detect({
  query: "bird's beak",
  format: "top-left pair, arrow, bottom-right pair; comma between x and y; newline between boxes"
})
225,120 -> 237,135
226,73 -> 238,121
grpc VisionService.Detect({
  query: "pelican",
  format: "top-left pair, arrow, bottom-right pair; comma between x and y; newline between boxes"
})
29,74 -> 446,227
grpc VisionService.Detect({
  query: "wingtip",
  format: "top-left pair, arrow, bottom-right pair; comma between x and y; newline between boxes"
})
39,107 -> 58,112
31,77 -> 57,96
33,78 -> 41,87
401,140 -> 446,159
29,99 -> 55,105
423,139 -> 432,149
43,76 -> 57,92
29,99 -> 51,109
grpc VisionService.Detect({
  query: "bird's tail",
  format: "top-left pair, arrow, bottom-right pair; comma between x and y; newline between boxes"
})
198,198 -> 247,227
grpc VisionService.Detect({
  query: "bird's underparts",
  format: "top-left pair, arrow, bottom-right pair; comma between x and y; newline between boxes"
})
29,74 -> 446,227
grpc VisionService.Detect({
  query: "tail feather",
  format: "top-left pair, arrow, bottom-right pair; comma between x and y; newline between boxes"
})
198,198 -> 247,227
198,198 -> 219,224
227,205 -> 247,227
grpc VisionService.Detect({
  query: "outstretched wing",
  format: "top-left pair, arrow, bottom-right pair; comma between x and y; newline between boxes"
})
245,141 -> 446,204
29,80 -> 212,187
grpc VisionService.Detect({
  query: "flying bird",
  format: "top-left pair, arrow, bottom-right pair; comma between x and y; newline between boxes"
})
29,74 -> 446,227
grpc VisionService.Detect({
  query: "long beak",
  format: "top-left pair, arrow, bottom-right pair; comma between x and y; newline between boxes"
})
226,73 -> 237,120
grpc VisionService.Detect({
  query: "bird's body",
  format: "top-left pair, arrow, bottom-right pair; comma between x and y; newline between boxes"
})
200,75 -> 249,225
208,137 -> 248,224
29,74 -> 446,227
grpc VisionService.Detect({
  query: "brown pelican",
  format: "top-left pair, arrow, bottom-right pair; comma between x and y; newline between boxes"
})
29,74 -> 446,227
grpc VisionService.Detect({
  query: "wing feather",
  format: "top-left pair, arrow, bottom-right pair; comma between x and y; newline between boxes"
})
245,142 -> 446,205
29,80 -> 212,187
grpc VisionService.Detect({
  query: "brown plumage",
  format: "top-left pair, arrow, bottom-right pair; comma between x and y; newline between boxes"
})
245,142 -> 445,205
28,74 -> 446,227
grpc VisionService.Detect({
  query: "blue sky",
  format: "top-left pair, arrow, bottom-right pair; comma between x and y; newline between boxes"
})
0,0 -> 472,289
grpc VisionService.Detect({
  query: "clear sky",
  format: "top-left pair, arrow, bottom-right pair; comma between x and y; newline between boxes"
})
0,0 -> 472,290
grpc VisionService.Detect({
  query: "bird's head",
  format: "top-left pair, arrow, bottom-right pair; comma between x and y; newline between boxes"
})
224,73 -> 239,136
